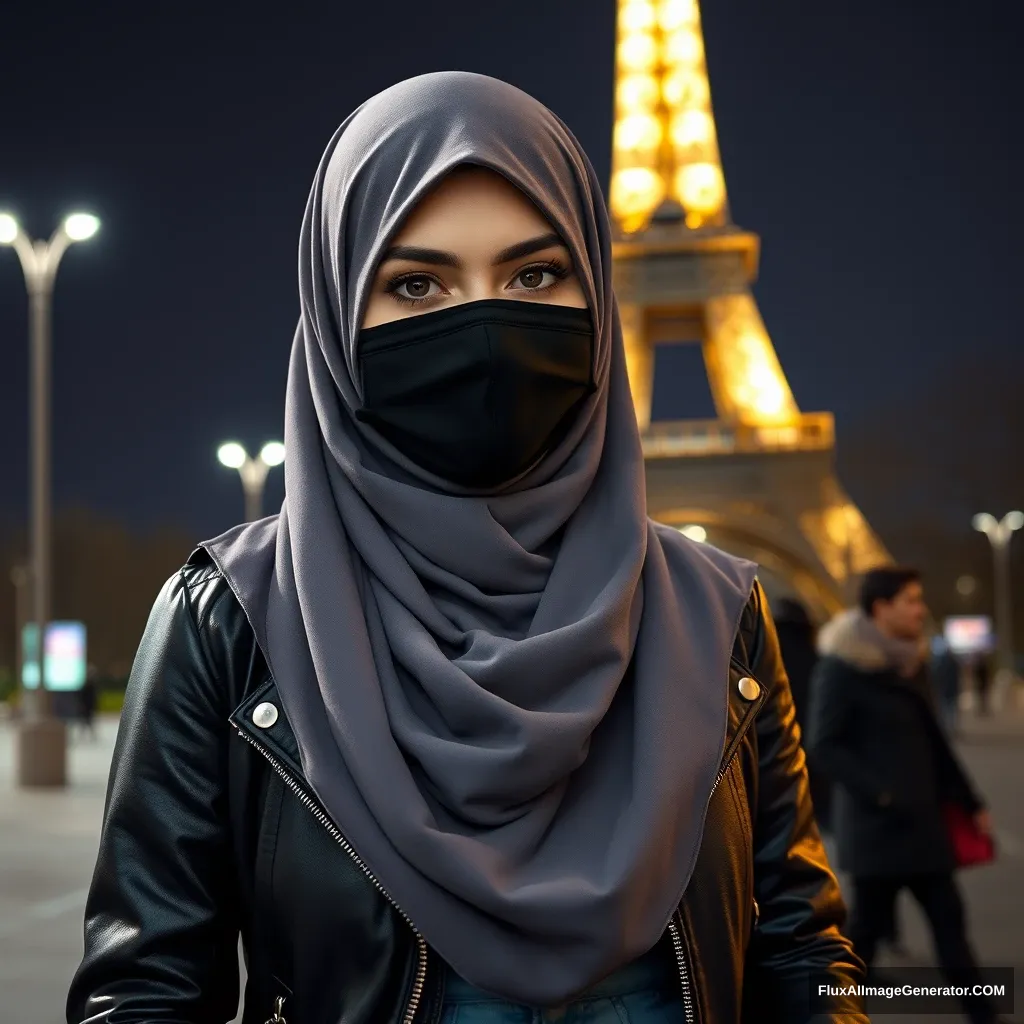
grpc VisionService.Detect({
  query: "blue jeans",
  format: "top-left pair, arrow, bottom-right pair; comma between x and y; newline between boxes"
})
439,943 -> 684,1024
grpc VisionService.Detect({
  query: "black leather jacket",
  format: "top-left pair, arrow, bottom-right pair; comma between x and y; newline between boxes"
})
67,548 -> 867,1024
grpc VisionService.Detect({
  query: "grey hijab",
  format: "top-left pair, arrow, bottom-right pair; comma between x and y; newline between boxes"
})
205,72 -> 756,1006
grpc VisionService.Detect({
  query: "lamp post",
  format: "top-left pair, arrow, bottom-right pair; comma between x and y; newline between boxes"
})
218,441 -> 285,522
1,210 -> 100,787
972,510 -> 1024,692
10,566 -> 31,718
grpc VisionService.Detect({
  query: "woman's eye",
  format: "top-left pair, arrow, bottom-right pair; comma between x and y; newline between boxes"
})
394,276 -> 441,301
512,267 -> 558,291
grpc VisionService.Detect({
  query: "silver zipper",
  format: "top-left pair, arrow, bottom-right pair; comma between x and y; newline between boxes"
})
666,912 -> 696,1024
237,727 -> 429,1024
241,681 -> 760,1024
709,754 -> 732,799
665,729 -> 751,1024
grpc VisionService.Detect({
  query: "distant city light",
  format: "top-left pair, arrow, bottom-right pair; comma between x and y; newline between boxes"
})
956,575 -> 977,597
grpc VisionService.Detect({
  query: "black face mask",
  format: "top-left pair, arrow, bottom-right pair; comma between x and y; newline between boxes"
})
355,298 -> 595,488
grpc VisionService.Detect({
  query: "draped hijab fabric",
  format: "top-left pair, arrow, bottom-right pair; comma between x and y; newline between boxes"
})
204,72 -> 757,1006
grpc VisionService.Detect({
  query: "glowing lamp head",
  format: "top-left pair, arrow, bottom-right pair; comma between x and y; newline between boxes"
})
972,513 -> 997,535
679,524 -> 708,544
217,442 -> 248,470
63,213 -> 100,241
0,213 -> 19,244
1007,511 -> 1024,532
259,442 -> 286,467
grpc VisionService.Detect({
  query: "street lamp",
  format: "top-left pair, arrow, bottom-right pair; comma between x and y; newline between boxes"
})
972,510 -> 1024,689
218,441 -> 285,522
10,566 -> 31,715
678,524 -> 707,544
1,210 -> 100,787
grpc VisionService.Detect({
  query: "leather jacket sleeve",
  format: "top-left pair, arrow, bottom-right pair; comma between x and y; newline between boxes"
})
744,589 -> 868,1022
66,568 -> 242,1024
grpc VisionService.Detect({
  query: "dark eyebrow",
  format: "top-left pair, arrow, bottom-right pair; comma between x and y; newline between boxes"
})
491,233 -> 566,265
378,232 -> 568,271
379,245 -> 463,268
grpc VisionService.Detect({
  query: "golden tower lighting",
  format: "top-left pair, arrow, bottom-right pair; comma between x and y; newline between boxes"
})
610,0 -> 892,613
611,0 -> 727,233
611,0 -> 800,433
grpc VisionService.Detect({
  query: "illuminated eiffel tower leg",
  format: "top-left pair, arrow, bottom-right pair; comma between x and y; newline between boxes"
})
610,0 -> 890,615
620,302 -> 653,432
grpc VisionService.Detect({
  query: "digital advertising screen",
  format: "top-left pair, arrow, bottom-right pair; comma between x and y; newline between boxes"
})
943,616 -> 994,657
20,621 -> 88,691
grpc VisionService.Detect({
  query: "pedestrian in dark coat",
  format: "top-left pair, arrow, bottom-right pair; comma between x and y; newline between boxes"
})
807,566 -> 1002,1024
774,597 -> 831,831
973,656 -> 992,716
79,666 -> 99,741
930,638 -> 961,737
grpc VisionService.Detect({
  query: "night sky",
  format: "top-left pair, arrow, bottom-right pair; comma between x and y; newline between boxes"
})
1,0 -> 1022,552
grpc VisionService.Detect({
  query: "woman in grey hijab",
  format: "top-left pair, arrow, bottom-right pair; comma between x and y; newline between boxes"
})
68,72 -> 865,1024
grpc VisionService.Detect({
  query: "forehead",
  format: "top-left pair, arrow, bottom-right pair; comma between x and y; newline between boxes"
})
897,580 -> 925,601
389,166 -> 558,244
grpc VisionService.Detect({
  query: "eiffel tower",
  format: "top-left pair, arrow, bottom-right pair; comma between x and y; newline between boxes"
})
610,0 -> 889,617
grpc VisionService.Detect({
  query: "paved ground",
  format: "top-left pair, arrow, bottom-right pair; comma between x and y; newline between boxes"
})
2,710 -> 1022,1023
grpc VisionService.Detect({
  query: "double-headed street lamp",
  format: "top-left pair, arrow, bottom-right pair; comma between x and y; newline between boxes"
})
218,441 -> 285,522
1,210 -> 100,788
972,510 -> 1024,688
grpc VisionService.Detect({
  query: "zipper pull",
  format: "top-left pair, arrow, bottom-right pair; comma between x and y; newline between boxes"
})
265,994 -> 288,1024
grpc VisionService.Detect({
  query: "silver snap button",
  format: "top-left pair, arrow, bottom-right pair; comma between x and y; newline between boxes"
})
253,701 -> 279,728
738,676 -> 760,701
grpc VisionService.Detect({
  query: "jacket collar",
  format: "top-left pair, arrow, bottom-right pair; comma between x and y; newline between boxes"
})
231,658 -> 768,792
817,609 -> 928,675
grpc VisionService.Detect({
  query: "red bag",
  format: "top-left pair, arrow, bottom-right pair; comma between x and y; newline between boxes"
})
943,804 -> 995,868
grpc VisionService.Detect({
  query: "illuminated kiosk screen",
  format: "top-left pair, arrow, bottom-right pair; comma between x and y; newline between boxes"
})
943,616 -> 993,657
21,621 -> 88,691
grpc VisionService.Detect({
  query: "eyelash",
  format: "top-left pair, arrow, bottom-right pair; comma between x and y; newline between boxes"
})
383,259 -> 572,307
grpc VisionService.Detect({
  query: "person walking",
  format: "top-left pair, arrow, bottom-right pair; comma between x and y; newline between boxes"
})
773,597 -> 832,832
930,636 -> 962,737
973,655 -> 993,716
67,73 -> 865,1024
77,665 -> 98,742
808,566 -> 1001,1024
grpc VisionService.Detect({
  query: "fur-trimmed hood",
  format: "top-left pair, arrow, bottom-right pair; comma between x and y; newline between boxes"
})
817,609 -> 927,674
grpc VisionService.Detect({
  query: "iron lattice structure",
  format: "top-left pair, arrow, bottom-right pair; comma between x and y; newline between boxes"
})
611,0 -> 889,615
